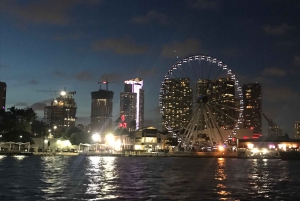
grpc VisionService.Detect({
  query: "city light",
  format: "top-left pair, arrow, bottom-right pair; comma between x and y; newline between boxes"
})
92,133 -> 100,142
105,133 -> 115,148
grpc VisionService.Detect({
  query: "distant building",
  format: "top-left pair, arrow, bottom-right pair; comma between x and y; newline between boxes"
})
91,89 -> 114,135
0,81 -> 6,113
120,78 -> 144,130
242,83 -> 262,134
44,91 -> 77,136
295,121 -> 300,139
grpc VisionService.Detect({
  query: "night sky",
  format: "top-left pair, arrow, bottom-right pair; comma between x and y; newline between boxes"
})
0,0 -> 300,136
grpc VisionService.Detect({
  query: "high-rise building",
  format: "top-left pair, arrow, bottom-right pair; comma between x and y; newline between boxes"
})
0,81 -> 6,113
91,89 -> 114,134
211,77 -> 238,130
120,78 -> 144,130
160,77 -> 238,131
242,83 -> 262,134
44,90 -> 77,136
295,121 -> 300,139
160,78 -> 192,131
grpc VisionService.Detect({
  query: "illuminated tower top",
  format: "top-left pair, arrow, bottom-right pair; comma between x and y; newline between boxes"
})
120,78 -> 144,130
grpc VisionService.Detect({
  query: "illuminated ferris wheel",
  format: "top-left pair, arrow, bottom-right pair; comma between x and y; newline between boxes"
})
159,55 -> 243,150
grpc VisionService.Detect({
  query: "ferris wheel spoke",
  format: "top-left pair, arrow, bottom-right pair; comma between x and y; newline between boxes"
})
207,60 -> 212,80
212,66 -> 223,83
205,105 -> 224,142
202,108 -> 214,144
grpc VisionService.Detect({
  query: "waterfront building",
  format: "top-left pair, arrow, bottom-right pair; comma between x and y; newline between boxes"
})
295,121 -> 300,139
0,81 -> 6,113
242,83 -> 262,134
160,78 -> 192,131
133,126 -> 168,152
160,77 -> 237,131
211,77 -> 237,130
91,89 -> 114,135
120,78 -> 144,130
44,90 -> 77,137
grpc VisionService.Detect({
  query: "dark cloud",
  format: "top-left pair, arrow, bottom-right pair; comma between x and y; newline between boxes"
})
31,102 -> 48,111
262,68 -> 287,77
1,0 -> 102,26
99,73 -> 124,82
263,23 -> 293,35
131,10 -> 168,24
91,37 -> 147,55
73,71 -> 94,82
188,0 -> 221,10
29,79 -> 38,85
161,38 -> 208,58
53,71 -> 68,78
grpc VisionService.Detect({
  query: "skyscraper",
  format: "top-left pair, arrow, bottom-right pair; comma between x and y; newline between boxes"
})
120,78 -> 144,130
160,77 -> 238,131
44,90 -> 77,136
91,89 -> 114,134
242,83 -> 262,134
160,78 -> 192,131
0,81 -> 6,113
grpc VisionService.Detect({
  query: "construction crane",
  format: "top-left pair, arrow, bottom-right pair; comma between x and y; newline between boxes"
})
98,79 -> 117,90
261,111 -> 282,136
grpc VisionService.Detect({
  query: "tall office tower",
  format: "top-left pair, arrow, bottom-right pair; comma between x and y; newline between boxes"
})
0,81 -> 6,113
242,83 -> 262,134
91,89 -> 114,134
160,78 -> 192,131
44,90 -> 77,137
120,78 -> 144,130
161,77 -> 238,132
211,77 -> 237,129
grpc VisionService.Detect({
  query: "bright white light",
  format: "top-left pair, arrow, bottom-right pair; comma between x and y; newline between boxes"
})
44,139 -> 48,143
62,140 -> 71,147
60,91 -> 66,96
92,133 -> 100,142
218,145 -> 224,151
262,148 -> 268,154
252,148 -> 259,153
105,133 -> 115,147
247,143 -> 254,149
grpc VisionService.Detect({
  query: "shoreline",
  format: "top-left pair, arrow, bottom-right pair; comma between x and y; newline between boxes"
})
0,151 -> 284,159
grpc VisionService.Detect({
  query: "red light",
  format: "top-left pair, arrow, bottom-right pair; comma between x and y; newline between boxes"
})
250,127 -> 254,130
243,136 -> 249,139
103,81 -> 107,84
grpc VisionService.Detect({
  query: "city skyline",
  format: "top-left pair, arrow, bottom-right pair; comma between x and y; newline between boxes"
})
1,0 -> 300,135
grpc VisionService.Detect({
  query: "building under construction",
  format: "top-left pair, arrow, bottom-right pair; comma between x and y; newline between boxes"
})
91,89 -> 114,135
44,90 -> 77,137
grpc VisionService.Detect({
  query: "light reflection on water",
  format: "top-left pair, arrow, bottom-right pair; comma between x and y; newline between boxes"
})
0,156 -> 300,200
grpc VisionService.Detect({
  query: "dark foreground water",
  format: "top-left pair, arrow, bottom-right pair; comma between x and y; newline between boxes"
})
0,155 -> 300,201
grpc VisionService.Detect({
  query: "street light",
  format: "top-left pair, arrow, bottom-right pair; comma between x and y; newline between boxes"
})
53,126 -> 57,137
92,133 -> 100,142
92,133 -> 101,152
